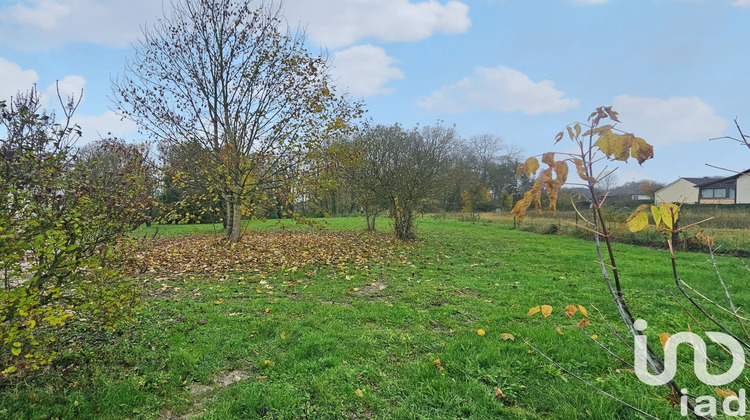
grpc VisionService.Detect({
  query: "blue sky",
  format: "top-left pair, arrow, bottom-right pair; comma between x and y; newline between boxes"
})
1,0 -> 749,184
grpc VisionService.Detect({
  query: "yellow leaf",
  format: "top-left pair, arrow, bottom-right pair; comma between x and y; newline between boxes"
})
263,360 -> 272,366
577,305 -> 589,318
659,333 -> 671,350
716,388 -> 738,398
280,332 -> 288,340
520,157 -> 540,177
527,306 -> 541,316
355,389 -> 364,398
264,307 -> 270,313
541,305 -> 553,318
433,358 -> 444,371
555,326 -> 564,335
627,204 -> 651,232
650,205 -> 662,227
565,305 -> 577,316
477,329 -> 486,336
500,333 -> 515,341
214,298 -> 225,305
631,136 -> 654,165
591,334 -> 599,339
660,203 -> 680,230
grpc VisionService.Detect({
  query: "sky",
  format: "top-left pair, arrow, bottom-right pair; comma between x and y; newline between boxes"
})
1,0 -> 749,185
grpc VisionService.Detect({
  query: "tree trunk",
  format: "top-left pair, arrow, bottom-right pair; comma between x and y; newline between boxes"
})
225,193 -> 234,238
229,195 -> 242,242
393,200 -> 416,241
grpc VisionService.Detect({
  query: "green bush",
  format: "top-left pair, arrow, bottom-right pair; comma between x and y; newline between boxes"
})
0,88 -> 148,376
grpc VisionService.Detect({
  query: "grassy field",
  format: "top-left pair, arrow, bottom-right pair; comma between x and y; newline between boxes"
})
2,217 -> 749,419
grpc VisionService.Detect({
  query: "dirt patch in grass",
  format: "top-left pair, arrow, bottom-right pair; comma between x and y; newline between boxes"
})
354,281 -> 388,296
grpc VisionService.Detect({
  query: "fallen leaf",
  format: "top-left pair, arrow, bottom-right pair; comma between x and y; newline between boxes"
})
565,305 -> 577,316
494,388 -> 507,399
355,389 -> 364,398
577,305 -> 589,317
541,305 -> 553,318
527,306 -> 541,316
659,333 -> 671,350
555,326 -> 564,335
257,376 -> 268,381
477,329 -> 486,336
280,332 -> 288,340
716,388 -> 738,398
500,333 -> 515,341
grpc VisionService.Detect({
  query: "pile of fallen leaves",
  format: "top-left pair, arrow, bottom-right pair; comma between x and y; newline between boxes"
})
131,231 -> 399,276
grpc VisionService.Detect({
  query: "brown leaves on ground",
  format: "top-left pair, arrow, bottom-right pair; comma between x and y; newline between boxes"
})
134,231 -> 397,276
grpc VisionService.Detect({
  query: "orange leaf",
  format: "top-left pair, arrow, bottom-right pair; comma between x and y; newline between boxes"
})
577,305 -> 589,318
541,305 -> 553,318
576,318 -> 590,329
565,305 -> 577,316
257,376 -> 268,381
659,333 -> 671,350
527,306 -> 541,316
716,388 -> 738,398
555,326 -> 564,335
494,388 -> 507,399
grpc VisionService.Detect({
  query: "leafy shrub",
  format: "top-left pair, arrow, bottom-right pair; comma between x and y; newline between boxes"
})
0,88 -> 147,376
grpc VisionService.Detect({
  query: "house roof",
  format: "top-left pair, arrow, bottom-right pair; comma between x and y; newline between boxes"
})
696,169 -> 750,188
682,176 -> 723,187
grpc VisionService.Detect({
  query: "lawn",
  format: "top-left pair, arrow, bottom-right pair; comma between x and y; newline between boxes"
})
2,217 -> 748,419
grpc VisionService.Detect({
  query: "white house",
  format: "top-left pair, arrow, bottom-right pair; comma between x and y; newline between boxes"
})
654,177 -> 719,205
656,171 -> 750,205
697,169 -> 750,204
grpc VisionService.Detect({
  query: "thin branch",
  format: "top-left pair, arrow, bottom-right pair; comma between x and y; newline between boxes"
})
523,339 -> 661,420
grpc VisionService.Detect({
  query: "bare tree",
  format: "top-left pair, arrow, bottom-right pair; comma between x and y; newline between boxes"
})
113,0 -> 361,241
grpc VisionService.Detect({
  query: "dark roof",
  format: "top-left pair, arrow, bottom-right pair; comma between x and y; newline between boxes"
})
683,176 -> 723,186
694,169 -> 750,188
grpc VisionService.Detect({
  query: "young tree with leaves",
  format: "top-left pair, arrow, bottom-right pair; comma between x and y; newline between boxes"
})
1,87 -> 146,376
113,0 -> 361,241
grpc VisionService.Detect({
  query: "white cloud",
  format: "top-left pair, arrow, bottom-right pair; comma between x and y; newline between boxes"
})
612,95 -> 729,146
418,65 -> 579,115
331,45 -> 404,97
0,56 -> 39,100
73,111 -> 138,145
732,0 -> 750,6
284,0 -> 471,49
6,0 -> 70,30
1,1 -> 470,51
0,0 -> 161,50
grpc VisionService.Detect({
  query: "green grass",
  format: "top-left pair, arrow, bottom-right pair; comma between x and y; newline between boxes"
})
3,217 -> 749,419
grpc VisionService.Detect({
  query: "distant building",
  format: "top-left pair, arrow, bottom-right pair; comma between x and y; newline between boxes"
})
697,169 -> 750,204
654,177 -> 721,205
655,171 -> 750,205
